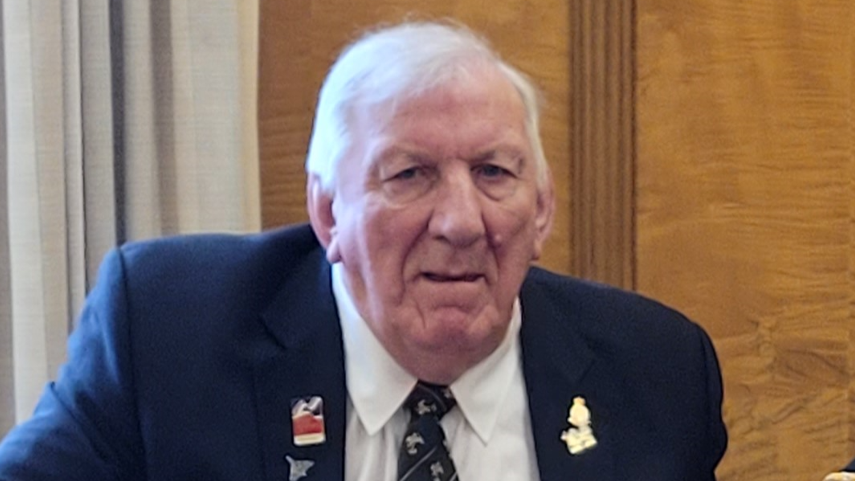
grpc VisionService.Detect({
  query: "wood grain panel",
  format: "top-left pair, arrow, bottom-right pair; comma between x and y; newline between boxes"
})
257,3 -> 314,227
635,1 -> 854,479
570,0 -> 635,289
258,0 -> 572,273
850,16 -> 855,464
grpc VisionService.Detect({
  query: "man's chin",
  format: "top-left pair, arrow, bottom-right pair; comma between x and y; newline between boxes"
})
412,314 -> 506,353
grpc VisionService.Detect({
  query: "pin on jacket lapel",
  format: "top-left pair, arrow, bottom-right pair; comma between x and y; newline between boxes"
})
254,250 -> 347,481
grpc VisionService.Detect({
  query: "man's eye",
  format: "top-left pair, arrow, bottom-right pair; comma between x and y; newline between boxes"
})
382,166 -> 434,204
392,167 -> 420,180
473,163 -> 519,200
475,164 -> 511,178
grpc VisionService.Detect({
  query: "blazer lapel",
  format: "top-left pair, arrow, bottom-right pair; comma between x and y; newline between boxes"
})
252,250 -> 346,481
520,277 -> 615,481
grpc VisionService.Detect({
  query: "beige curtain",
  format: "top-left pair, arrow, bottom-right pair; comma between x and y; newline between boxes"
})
0,0 -> 261,434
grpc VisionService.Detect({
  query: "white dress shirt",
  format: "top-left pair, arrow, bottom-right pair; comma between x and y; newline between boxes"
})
332,263 -> 541,481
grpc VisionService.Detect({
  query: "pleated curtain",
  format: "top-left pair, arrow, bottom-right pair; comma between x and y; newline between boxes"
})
0,0 -> 261,434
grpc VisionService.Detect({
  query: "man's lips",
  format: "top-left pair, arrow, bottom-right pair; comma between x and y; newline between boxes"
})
423,272 -> 483,282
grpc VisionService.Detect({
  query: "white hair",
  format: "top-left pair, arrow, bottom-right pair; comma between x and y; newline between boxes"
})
305,21 -> 550,192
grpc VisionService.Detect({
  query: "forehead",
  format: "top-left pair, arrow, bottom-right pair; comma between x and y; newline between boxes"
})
360,69 -> 530,157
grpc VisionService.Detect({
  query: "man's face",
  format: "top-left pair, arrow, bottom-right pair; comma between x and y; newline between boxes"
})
311,68 -> 554,383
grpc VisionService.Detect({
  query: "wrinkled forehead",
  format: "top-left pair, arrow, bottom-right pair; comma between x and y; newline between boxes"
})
351,65 -> 526,137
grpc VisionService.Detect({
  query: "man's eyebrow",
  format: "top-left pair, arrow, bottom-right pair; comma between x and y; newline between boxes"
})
469,146 -> 527,167
374,144 -> 420,160
471,151 -> 496,162
368,146 -> 432,174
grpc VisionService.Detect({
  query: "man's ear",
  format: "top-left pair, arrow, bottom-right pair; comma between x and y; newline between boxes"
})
306,174 -> 342,263
532,175 -> 556,261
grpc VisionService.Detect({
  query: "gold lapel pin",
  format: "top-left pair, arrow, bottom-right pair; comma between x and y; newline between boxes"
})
560,396 -> 598,455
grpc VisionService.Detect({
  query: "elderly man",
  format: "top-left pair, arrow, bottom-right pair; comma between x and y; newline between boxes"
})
0,21 -> 727,481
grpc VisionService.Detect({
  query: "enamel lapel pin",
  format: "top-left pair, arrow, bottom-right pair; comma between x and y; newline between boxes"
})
291,396 -> 326,446
560,396 -> 598,455
286,395 -> 324,480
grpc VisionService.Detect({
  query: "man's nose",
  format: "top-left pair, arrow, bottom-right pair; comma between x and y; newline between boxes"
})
428,170 -> 486,247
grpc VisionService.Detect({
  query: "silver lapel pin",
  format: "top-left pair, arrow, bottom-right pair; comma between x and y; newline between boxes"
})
285,455 -> 315,481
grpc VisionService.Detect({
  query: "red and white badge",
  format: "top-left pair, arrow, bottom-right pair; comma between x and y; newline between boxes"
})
291,396 -> 326,446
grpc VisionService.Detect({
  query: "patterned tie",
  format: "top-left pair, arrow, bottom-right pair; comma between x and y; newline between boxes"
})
398,382 -> 458,481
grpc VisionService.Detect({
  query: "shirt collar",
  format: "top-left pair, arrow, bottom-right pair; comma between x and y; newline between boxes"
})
334,263 -> 415,435
450,300 -> 521,443
333,262 -> 522,443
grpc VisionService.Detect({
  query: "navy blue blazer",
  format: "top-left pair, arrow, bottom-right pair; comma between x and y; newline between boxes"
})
0,224 -> 726,480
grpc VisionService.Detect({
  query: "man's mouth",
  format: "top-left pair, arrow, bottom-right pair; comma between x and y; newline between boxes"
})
424,273 -> 483,283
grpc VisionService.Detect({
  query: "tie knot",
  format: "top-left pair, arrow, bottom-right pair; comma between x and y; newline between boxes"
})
404,382 -> 456,419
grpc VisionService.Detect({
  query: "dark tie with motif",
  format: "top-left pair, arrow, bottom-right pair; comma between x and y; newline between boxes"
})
398,382 -> 458,481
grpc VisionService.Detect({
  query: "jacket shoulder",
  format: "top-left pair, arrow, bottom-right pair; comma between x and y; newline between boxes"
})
105,223 -> 326,319
119,223 -> 320,270
521,266 -> 711,351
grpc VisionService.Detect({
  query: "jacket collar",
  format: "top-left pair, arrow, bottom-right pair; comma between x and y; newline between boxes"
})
254,249 -> 346,481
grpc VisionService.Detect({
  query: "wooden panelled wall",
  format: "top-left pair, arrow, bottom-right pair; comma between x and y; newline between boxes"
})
636,1 -> 854,479
258,1 -> 855,479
